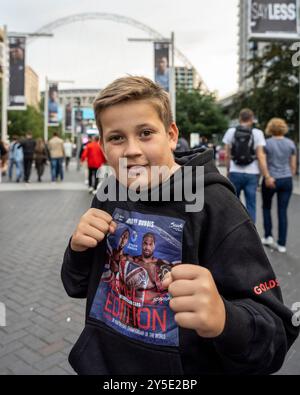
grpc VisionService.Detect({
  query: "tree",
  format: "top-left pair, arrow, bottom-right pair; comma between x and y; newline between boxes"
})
176,88 -> 228,141
230,42 -> 299,141
7,105 -> 44,138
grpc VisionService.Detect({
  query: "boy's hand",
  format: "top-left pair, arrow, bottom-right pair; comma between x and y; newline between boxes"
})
71,208 -> 117,252
162,264 -> 226,338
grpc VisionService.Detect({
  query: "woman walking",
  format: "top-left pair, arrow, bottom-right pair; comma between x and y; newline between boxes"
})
261,118 -> 297,253
34,138 -> 47,182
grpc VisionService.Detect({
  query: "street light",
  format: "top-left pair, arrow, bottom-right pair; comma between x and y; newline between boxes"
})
0,27 -> 53,143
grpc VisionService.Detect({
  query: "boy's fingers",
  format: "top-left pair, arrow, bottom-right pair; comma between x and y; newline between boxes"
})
86,218 -> 110,234
83,225 -> 105,242
168,279 -> 199,297
169,296 -> 195,313
161,272 -> 173,289
77,235 -> 98,249
109,221 -> 117,233
89,208 -> 112,223
170,264 -> 207,281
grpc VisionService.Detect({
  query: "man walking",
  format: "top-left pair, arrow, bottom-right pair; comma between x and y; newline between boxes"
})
47,132 -> 65,182
20,132 -> 36,183
223,109 -> 271,223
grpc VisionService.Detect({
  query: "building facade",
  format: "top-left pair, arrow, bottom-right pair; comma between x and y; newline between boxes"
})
25,66 -> 40,109
175,67 -> 201,92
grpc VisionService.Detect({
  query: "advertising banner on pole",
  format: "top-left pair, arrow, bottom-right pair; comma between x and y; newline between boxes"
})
48,83 -> 59,126
154,42 -> 170,92
65,103 -> 72,131
8,36 -> 26,109
249,0 -> 299,40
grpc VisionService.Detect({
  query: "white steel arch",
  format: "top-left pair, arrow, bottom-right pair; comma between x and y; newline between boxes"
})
28,12 -> 207,90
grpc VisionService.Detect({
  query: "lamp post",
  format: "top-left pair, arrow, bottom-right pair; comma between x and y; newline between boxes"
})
1,25 -> 8,143
1,28 -> 53,142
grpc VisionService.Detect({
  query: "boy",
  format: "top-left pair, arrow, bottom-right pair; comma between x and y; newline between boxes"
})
61,76 -> 299,375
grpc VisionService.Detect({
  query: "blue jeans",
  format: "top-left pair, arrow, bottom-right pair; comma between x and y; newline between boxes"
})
8,159 -> 23,182
229,172 -> 259,223
262,177 -> 293,247
51,158 -> 64,181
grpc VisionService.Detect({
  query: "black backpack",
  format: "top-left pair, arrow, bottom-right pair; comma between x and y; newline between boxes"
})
231,126 -> 256,166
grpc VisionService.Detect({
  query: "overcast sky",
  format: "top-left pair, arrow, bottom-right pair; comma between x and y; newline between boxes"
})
1,0 -> 239,98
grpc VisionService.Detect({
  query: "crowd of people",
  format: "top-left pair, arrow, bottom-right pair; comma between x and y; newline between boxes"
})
223,109 -> 297,254
0,132 -> 74,183
0,110 -> 298,252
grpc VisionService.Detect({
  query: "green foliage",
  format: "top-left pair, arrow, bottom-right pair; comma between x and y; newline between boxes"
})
7,105 -> 44,138
176,89 -> 229,140
230,42 -> 298,141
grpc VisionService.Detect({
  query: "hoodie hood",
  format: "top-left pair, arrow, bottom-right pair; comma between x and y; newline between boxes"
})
174,147 -> 235,194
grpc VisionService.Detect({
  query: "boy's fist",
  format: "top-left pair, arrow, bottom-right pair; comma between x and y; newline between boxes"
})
71,208 -> 117,252
162,264 -> 226,338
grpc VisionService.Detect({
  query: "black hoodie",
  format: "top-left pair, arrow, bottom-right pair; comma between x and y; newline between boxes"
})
61,148 -> 299,375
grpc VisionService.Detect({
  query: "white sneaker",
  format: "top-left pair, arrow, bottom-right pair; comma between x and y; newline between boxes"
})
261,236 -> 275,246
88,187 -> 94,193
276,244 -> 287,253
92,189 -> 97,195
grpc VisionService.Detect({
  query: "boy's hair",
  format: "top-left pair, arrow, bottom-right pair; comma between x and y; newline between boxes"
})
239,108 -> 254,123
93,76 -> 173,135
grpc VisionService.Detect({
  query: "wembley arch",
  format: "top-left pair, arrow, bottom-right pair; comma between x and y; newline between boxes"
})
28,12 -> 207,90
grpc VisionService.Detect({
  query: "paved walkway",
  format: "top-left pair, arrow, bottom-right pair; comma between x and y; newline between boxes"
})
0,162 -> 299,375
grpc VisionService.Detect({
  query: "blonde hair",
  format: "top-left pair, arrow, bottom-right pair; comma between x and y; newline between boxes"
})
93,76 -> 173,135
266,118 -> 288,136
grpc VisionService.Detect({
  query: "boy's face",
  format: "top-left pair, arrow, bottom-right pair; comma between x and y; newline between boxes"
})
100,100 -> 179,188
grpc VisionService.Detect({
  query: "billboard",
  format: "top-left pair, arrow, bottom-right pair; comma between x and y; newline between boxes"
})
8,36 -> 26,109
65,103 -> 72,131
249,0 -> 299,39
154,42 -> 170,93
48,83 -> 59,126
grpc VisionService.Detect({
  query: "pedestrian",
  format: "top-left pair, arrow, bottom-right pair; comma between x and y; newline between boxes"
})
223,108 -> 270,223
8,135 -> 24,183
80,135 -> 106,194
34,138 -> 48,182
80,135 -> 92,185
261,118 -> 297,253
64,138 -> 73,171
0,140 -> 8,182
61,76 -> 298,375
20,132 -> 36,183
47,132 -> 65,182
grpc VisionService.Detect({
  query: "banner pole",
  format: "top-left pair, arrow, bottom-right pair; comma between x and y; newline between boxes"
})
44,77 -> 48,142
1,25 -> 8,143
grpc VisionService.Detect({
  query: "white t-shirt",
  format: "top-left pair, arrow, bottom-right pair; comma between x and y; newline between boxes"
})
64,142 -> 73,158
222,127 -> 266,174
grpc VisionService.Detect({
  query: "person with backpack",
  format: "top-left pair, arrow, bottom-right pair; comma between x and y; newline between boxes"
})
8,136 -> 24,183
223,109 -> 270,223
